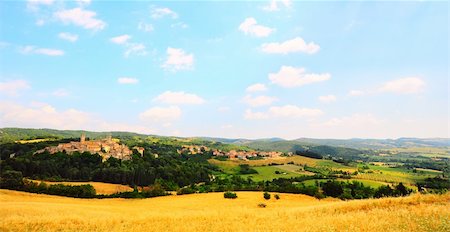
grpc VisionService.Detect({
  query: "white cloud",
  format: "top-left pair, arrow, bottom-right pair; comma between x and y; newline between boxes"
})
246,83 -> 267,92
154,91 -> 205,105
217,106 -> 230,112
0,101 -> 92,130
269,66 -> 330,88
239,17 -> 274,37
139,106 -> 181,122
54,7 -> 106,31
221,124 -> 233,129
138,22 -> 154,32
244,109 -> 269,120
379,77 -> 425,94
243,95 -> 276,107
262,0 -> 292,12
27,0 -> 54,11
117,77 -> 139,84
110,35 -> 147,58
36,19 -> 45,26
20,46 -> 64,56
348,90 -> 365,96
318,95 -> 337,103
58,32 -> 78,42
269,105 -> 323,118
75,0 -> 91,6
0,80 -> 31,96
52,88 -> 69,97
162,47 -> 194,72
110,34 -> 131,44
124,43 -> 147,58
261,37 -> 320,54
314,113 -> 382,128
244,105 -> 323,120
0,101 -> 154,134
151,7 -> 178,19
171,22 -> 188,29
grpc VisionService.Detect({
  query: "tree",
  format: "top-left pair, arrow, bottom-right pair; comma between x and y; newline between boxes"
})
322,181 -> 343,198
0,171 -> 24,189
263,192 -> 271,200
224,191 -> 237,199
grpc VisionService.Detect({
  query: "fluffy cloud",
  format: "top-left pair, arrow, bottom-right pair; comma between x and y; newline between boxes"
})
54,8 -> 106,31
0,101 -> 93,129
318,95 -> 337,103
139,106 -> 182,122
348,90 -> 365,96
313,114 -> 382,130
154,91 -> 205,105
262,0 -> 292,11
246,83 -> 267,92
269,66 -> 330,88
239,17 -> 274,37
261,37 -> 320,54
52,88 -> 69,97
162,47 -> 194,72
117,77 -> 139,84
20,46 -> 64,56
124,43 -> 147,58
243,95 -> 276,107
0,101 -> 153,134
58,32 -> 78,42
379,77 -> 425,94
0,80 -> 31,96
244,105 -> 323,120
110,34 -> 131,44
27,0 -> 54,11
151,7 -> 178,19
110,35 -> 147,58
138,22 -> 154,32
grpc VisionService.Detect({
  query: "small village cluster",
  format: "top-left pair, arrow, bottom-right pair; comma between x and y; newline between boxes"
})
178,145 -> 286,160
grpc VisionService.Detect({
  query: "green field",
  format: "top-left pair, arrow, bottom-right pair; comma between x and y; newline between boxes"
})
239,165 -> 307,181
356,164 -> 442,185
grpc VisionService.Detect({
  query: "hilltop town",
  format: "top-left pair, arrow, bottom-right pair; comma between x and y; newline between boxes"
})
38,134 -> 144,161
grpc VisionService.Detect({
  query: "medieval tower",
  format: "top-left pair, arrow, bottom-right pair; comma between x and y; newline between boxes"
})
80,133 -> 86,143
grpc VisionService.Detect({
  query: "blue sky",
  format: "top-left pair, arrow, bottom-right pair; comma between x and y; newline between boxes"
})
0,0 -> 448,139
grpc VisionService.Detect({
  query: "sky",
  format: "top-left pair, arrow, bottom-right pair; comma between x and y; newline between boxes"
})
0,0 -> 448,139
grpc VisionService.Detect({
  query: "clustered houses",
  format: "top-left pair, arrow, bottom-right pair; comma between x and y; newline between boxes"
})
213,150 -> 283,160
177,145 -> 210,155
177,145 -> 283,160
38,134 -> 144,161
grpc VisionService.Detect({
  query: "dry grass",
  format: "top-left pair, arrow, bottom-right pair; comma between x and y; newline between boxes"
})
28,180 -> 133,195
1,189 -> 449,232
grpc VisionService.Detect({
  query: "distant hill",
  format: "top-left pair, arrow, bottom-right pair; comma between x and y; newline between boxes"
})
1,127 -> 448,151
209,137 -> 450,152
0,128 -> 147,143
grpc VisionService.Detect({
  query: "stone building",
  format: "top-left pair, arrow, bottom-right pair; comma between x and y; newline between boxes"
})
40,133 -> 144,161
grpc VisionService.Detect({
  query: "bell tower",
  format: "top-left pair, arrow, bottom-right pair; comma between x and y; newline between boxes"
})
80,133 -> 86,143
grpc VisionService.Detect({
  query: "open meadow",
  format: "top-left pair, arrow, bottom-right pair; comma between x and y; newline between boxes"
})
1,189 -> 449,232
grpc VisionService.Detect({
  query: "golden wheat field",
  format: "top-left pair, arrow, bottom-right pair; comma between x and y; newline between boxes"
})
27,180 -> 133,195
0,190 -> 449,232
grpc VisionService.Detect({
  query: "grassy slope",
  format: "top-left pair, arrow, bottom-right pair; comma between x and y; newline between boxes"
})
1,190 -> 449,232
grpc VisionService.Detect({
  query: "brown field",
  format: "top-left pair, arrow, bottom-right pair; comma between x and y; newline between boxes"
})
28,180 -> 133,195
1,190 -> 449,232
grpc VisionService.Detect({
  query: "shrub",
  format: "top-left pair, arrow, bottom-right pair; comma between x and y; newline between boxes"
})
258,203 -> 267,208
263,192 -> 271,200
274,194 -> 280,200
224,191 -> 237,199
